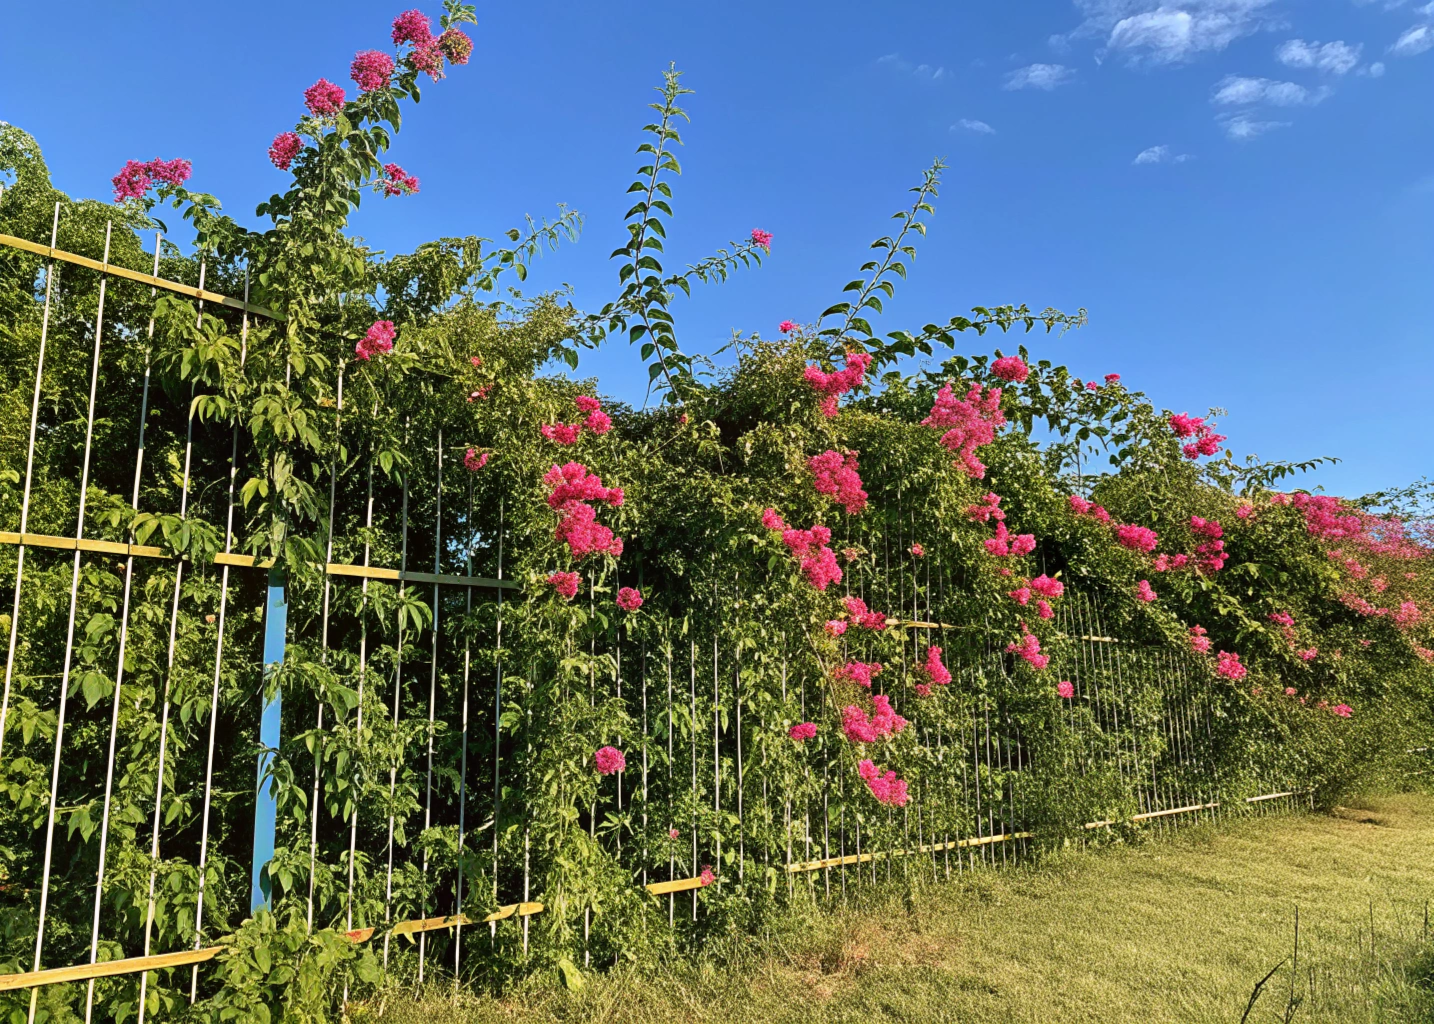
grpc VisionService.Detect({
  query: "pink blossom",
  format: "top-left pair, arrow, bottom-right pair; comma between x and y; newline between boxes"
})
779,320 -> 797,333
408,39 -> 447,79
834,661 -> 884,688
842,596 -> 888,630
1030,575 -> 1064,599
541,423 -> 582,445
1068,495 -> 1111,523
111,160 -> 152,201
857,760 -> 909,807
575,396 -> 602,413
1005,628 -> 1049,670
147,158 -> 191,186
463,448 -> 488,472
825,620 -> 848,637
991,356 -> 1030,383
469,385 -> 491,402
1372,576 -> 1388,593
1169,413 -> 1205,439
1085,380 -> 1098,391
809,450 -> 868,514
470,355 -> 483,367
437,26 -> 473,64
616,587 -> 643,612
1134,579 -> 1157,603
789,722 -> 817,742
1236,503 -> 1253,519
921,645 -> 952,687
543,463 -> 623,508
594,745 -> 626,775
351,49 -> 396,91
547,571 -> 581,600
1115,524 -> 1159,553
1008,587 -> 1032,607
921,382 -> 1006,478
554,502 -> 622,560
983,521 -> 1036,558
1036,599 -> 1054,620
761,507 -> 787,532
1330,703 -> 1353,719
914,683 -> 932,698
668,828 -> 680,839
910,543 -> 925,557
584,410 -> 613,435
804,350 -> 873,418
268,132 -> 303,170
801,545 -> 842,591
304,78 -> 346,116
355,320 -> 397,361
1284,687 -> 1297,697
699,865 -> 716,886
967,493 -> 1006,523
1104,373 -> 1120,384
381,163 -> 420,196
393,9 -> 433,45
1215,650 -> 1246,680
1394,601 -> 1421,629
750,228 -> 772,250
1057,680 -> 1074,699
1270,492 -> 1291,506
1189,625 -> 1211,654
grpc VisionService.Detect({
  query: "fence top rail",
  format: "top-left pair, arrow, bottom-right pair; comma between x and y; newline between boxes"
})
0,232 -> 283,322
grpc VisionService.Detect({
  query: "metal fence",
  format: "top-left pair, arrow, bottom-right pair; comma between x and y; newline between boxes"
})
0,211 -> 1306,1017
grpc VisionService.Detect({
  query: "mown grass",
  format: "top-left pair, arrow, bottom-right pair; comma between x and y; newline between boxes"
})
358,794 -> 1434,1023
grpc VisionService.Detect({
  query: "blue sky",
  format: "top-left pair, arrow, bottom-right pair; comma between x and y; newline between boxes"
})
2,0 -> 1431,499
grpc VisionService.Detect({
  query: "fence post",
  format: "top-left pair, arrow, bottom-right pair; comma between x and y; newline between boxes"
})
251,566 -> 288,911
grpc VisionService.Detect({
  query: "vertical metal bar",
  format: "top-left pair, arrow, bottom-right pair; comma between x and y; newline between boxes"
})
346,458 -> 377,935
418,433 -> 443,982
454,479 -> 475,978
0,203 -> 61,763
381,466 -> 411,968
192,264 -> 248,1000
690,638 -> 697,921
491,499 -> 504,913
28,213 -> 110,1024
666,635 -> 674,926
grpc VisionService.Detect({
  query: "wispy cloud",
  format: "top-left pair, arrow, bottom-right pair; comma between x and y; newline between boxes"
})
1211,75 -> 1332,105
1218,112 -> 1292,139
1065,0 -> 1280,66
1004,63 -> 1076,89
1360,60 -> 1387,75
1133,144 -> 1193,164
877,53 -> 947,80
953,118 -> 997,134
1276,38 -> 1362,73
1389,24 -> 1434,55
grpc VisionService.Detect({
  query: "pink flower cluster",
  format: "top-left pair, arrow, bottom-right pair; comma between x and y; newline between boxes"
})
842,695 -> 907,743
269,132 -> 304,170
1189,625 -> 1211,654
984,521 -> 1036,558
804,350 -> 873,418
541,396 -> 612,444
463,448 -> 488,472
1215,650 -> 1246,680
304,78 -> 347,116
390,10 -> 462,80
1189,516 -> 1228,574
1330,703 -> 1353,718
825,619 -> 847,636
789,722 -> 817,742
1068,495 -> 1112,524
910,543 -> 925,557
616,586 -> 643,612
356,320 -> 396,361
1115,524 -> 1159,554
858,760 -> 909,807
548,571 -> 581,600
544,462 -> 624,560
809,450 -> 868,514
842,596 -> 887,631
1297,648 -> 1318,662
967,492 -> 1005,523
1167,413 -> 1227,460
778,319 -> 797,333
594,746 -> 626,775
991,356 -> 1030,383
921,383 -> 1006,478
1340,593 -> 1386,617
1031,575 -> 1064,599
351,49 -> 396,91
1394,601 -> 1422,629
381,163 -> 421,196
834,661 -> 884,688
699,865 -> 717,886
1057,680 -> 1074,699
1152,554 -> 1190,572
750,228 -> 773,250
921,645 -> 951,687
1006,627 -> 1049,670
1135,580 -> 1157,603
111,158 -> 192,202
764,512 -> 843,591
1268,611 -> 1296,646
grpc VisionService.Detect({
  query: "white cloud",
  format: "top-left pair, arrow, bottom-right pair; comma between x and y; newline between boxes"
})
1218,112 -> 1291,139
953,118 -> 997,134
1004,63 -> 1076,89
1276,38 -> 1362,73
1133,144 -> 1193,163
1389,24 -> 1434,55
1066,0 -> 1279,65
1211,74 -> 1331,105
1048,33 -> 1073,53
877,53 -> 948,80
1362,60 -> 1387,75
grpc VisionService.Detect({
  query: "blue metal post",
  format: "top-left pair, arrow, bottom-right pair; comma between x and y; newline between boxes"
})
251,566 -> 287,911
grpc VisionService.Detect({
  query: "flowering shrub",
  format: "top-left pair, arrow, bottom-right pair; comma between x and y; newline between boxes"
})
594,746 -> 626,775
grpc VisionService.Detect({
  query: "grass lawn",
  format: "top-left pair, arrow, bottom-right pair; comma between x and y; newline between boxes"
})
361,794 -> 1434,1023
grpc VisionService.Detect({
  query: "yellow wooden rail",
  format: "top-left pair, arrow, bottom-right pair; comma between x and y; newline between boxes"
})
0,533 -> 517,589
645,875 -> 710,896
0,233 -> 282,321
0,902 -> 546,991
